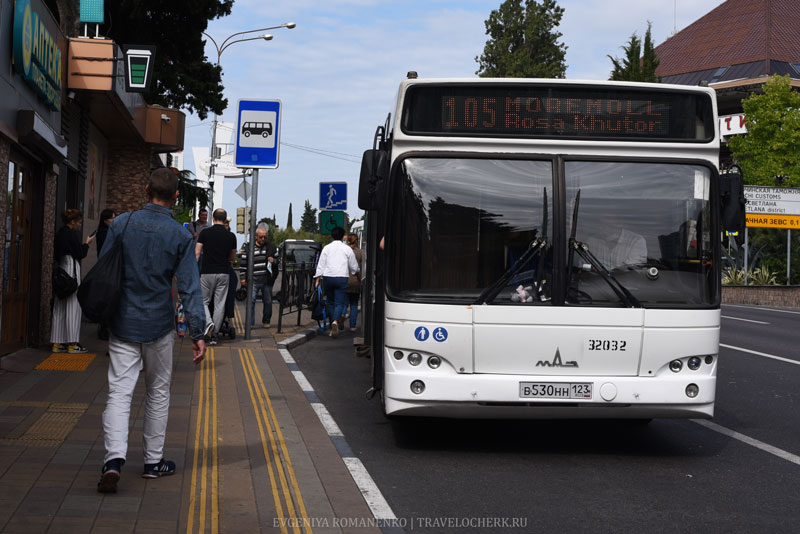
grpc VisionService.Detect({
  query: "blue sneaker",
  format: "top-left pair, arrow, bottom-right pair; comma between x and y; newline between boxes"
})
142,459 -> 176,478
97,458 -> 124,493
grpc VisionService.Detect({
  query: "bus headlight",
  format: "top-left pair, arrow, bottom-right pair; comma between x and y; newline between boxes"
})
427,356 -> 441,369
705,355 -> 714,365
687,357 -> 701,370
669,359 -> 683,373
408,352 -> 422,366
685,384 -> 699,398
393,350 -> 404,360
410,380 -> 425,394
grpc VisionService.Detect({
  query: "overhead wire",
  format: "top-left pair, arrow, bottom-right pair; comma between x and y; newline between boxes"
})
185,122 -> 362,164
280,142 -> 361,164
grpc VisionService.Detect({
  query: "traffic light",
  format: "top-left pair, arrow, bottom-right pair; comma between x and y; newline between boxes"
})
236,207 -> 249,234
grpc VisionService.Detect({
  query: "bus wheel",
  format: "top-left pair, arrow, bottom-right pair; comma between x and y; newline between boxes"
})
244,131 -> 251,137
262,132 -> 269,138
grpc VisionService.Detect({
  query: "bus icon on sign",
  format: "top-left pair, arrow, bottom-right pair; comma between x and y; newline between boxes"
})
242,122 -> 273,138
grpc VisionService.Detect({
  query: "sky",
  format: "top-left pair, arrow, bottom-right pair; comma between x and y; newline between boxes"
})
182,0 -> 726,242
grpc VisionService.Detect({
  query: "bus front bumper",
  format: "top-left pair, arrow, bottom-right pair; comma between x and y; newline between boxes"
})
383,371 -> 716,419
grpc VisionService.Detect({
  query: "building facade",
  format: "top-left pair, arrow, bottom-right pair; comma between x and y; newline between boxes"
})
0,0 -> 185,355
655,0 -> 800,165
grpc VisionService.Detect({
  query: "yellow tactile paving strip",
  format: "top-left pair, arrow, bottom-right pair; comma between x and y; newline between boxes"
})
239,347 -> 311,534
233,307 -> 244,334
187,347 -> 220,534
35,353 -> 96,371
0,401 -> 88,446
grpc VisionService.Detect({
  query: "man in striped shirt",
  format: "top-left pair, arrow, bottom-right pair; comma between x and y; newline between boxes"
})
239,224 -> 277,328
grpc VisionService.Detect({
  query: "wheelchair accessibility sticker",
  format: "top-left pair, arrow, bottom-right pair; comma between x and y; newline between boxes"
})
414,326 -> 448,342
433,327 -> 448,342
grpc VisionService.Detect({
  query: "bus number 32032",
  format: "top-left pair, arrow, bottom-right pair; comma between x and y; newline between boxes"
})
587,339 -> 627,351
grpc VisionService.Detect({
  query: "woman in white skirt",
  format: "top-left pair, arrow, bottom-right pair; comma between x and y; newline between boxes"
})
51,209 -> 95,353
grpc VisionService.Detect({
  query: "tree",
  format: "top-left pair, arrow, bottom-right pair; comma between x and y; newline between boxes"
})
728,75 -> 800,187
608,21 -> 660,82
475,0 -> 567,78
51,0 -> 232,120
171,170 -> 208,223
286,203 -> 293,230
300,200 -> 318,233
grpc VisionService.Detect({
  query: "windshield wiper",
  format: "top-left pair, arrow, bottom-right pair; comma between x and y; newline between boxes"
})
569,239 -> 642,308
475,188 -> 549,305
474,237 -> 547,305
565,190 -> 640,308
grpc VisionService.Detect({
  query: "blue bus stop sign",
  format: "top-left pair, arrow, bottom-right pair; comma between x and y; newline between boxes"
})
319,182 -> 347,210
234,99 -> 282,169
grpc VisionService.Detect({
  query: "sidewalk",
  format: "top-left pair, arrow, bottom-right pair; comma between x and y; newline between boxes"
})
0,302 -> 379,533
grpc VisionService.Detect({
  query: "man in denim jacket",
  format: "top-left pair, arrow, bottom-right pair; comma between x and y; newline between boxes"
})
97,168 -> 206,493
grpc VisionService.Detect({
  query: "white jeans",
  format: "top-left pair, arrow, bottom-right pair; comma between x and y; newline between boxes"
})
103,332 -> 174,464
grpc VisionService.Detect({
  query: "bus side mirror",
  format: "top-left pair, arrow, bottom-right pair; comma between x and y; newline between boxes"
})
720,170 -> 747,246
358,149 -> 388,210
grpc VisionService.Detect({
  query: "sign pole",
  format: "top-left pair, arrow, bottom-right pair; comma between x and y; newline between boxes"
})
234,98 -> 280,339
744,227 -> 749,285
788,229 -> 791,285
245,168 -> 259,340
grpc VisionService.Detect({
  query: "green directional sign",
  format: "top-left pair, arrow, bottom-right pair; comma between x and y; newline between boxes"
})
319,210 -> 348,235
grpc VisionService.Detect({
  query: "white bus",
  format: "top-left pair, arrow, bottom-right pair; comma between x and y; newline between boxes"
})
358,76 -> 744,419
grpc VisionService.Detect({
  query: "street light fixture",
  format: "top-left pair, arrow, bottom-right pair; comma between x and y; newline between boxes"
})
202,22 -> 296,212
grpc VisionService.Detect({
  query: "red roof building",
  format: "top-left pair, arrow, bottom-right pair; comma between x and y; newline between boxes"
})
655,0 -> 800,114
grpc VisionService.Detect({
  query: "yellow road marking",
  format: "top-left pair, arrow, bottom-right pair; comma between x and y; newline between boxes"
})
187,347 -> 219,534
239,348 -> 289,533
240,348 -> 311,534
245,349 -> 311,527
234,306 -> 244,333
212,347 -> 219,534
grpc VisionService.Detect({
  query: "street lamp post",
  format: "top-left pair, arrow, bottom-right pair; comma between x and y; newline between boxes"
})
203,22 -> 296,212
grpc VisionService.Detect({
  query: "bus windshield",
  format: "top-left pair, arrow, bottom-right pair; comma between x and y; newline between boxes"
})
388,157 -> 717,308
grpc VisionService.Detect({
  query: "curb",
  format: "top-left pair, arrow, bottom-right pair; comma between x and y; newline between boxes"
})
276,330 -> 404,534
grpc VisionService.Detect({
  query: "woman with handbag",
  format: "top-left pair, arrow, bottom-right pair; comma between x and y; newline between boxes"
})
51,209 -> 94,353
345,234 -> 363,332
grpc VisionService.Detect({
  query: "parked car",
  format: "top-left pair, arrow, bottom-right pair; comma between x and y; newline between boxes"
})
277,239 -> 322,271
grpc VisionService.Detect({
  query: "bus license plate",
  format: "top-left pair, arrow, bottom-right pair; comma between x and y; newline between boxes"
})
519,382 -> 592,399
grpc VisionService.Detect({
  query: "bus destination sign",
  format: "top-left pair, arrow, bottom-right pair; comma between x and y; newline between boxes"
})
402,85 -> 714,141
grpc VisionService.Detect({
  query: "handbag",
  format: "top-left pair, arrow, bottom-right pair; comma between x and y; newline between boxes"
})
77,214 -> 132,323
53,258 -> 78,299
310,285 -> 326,330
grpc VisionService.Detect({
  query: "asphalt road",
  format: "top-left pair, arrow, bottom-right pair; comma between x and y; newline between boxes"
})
291,305 -> 800,534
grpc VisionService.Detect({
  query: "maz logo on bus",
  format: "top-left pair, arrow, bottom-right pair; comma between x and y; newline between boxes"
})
536,348 -> 578,368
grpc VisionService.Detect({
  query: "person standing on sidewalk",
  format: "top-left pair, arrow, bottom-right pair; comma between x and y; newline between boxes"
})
51,209 -> 95,354
196,208 -> 237,344
98,168 -> 206,493
239,223 -> 277,328
95,209 -> 116,341
314,226 -> 359,338
345,233 -> 363,332
192,208 -> 210,239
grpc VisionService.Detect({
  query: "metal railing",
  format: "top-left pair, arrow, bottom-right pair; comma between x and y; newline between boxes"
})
276,262 -> 316,333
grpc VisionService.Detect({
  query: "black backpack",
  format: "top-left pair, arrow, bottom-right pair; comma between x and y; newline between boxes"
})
78,215 -> 132,323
